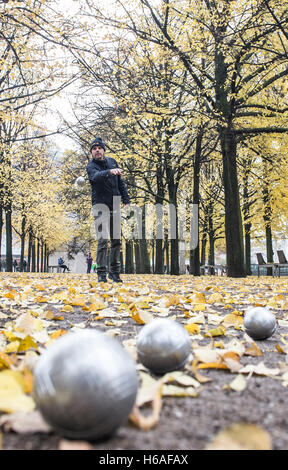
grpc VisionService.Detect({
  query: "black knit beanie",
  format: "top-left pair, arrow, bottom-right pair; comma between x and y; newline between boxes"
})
90,137 -> 106,152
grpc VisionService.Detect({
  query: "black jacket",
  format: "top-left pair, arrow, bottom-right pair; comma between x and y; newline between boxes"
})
86,156 -> 130,209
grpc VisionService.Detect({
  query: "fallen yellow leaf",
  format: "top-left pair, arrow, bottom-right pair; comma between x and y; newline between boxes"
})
4,292 -> 15,300
221,313 -> 243,328
185,323 -> 201,335
228,374 -> 247,392
130,372 -> 163,431
206,423 -> 272,450
191,359 -> 212,383
60,305 -> 74,312
198,362 -> 229,370
131,311 -> 146,325
165,294 -> 182,307
66,298 -> 86,307
0,370 -> 35,413
192,303 -> 206,312
162,384 -> 199,397
204,326 -> 226,337
49,330 -> 67,341
0,352 -> 17,370
207,293 -> 223,304
245,341 -> 263,357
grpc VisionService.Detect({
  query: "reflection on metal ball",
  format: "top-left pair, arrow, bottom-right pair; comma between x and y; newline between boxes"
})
75,176 -> 85,187
136,318 -> 191,374
244,307 -> 277,340
33,329 -> 138,440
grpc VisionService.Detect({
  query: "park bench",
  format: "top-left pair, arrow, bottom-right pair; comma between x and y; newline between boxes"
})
274,250 -> 288,277
48,265 -> 61,273
256,253 -> 276,277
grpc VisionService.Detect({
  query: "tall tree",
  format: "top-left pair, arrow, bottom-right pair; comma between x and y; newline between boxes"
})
93,0 -> 288,276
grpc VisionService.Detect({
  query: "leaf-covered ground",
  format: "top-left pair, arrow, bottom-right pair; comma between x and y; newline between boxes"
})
0,272 -> 288,450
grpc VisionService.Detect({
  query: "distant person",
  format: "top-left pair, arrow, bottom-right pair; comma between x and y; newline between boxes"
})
91,262 -> 97,273
86,137 -> 130,283
13,259 -> 18,272
86,252 -> 93,273
58,257 -> 69,273
23,259 -> 27,272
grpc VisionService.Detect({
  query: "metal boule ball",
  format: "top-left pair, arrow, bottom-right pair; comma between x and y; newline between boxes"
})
136,318 -> 191,374
33,329 -> 138,440
75,176 -> 85,187
244,306 -> 277,340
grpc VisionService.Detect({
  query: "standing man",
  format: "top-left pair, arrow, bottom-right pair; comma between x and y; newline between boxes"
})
86,137 -> 130,283
86,252 -> 93,273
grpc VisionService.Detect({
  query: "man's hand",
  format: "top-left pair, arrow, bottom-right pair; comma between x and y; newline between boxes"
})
110,168 -> 123,176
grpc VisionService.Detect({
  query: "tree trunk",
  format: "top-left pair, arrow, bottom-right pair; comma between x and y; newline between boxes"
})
208,204 -> 215,275
169,212 -> 179,275
215,38 -> 245,277
262,162 -> 274,275
164,234 -> 169,274
190,128 -> 203,276
44,244 -> 47,272
155,172 -> 165,274
244,222 -> 252,275
243,156 -> 252,275
201,233 -> 207,266
120,250 -> 124,274
179,240 -> 186,274
20,215 -> 26,272
41,242 -> 44,273
200,212 -> 208,267
140,238 -> 151,273
0,205 -> 3,270
5,204 -> 13,272
134,241 -> 141,273
31,236 -> 36,272
265,225 -> 273,276
36,238 -> 40,272
165,127 -> 179,275
28,228 -> 32,272
155,238 -> 164,274
125,240 -> 134,273
220,126 -> 245,276
46,250 -> 49,273
140,205 -> 151,273
263,200 -> 274,275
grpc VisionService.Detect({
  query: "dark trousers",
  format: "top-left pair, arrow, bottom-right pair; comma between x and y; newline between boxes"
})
60,265 -> 68,272
94,208 -> 121,275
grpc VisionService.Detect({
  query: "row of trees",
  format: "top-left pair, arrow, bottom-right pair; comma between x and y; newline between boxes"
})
59,0 -> 288,277
1,0 -> 288,277
0,0 -> 82,271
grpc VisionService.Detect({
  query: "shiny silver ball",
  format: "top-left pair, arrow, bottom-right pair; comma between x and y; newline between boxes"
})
244,307 -> 277,340
75,176 -> 85,187
136,318 -> 191,374
33,329 -> 138,440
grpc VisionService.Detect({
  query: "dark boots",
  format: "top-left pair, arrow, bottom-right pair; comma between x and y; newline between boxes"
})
108,273 -> 123,283
98,274 -> 107,283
